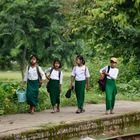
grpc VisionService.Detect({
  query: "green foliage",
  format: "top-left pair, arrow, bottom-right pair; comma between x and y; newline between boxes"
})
67,0 -> 140,73
0,0 -> 140,115
0,71 -> 104,115
88,56 -> 140,100
0,0 -> 80,75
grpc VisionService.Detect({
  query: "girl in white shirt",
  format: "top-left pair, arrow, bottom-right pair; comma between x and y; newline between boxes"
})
24,54 -> 46,114
100,57 -> 119,115
46,59 -> 63,113
70,55 -> 90,114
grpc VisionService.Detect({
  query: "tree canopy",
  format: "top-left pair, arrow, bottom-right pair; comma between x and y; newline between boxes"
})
0,0 -> 140,77
66,0 -> 140,76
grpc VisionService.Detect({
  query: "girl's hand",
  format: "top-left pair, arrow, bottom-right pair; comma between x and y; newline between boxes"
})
39,80 -> 43,84
45,73 -> 51,80
86,85 -> 90,91
105,72 -> 110,76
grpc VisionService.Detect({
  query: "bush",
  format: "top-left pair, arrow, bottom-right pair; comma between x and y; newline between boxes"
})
88,57 -> 140,100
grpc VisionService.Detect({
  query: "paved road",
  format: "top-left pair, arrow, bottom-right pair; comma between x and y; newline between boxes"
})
0,101 -> 140,137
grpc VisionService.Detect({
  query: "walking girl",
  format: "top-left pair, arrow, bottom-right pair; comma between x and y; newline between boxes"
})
24,54 -> 46,114
46,59 -> 63,113
70,55 -> 90,114
100,57 -> 119,115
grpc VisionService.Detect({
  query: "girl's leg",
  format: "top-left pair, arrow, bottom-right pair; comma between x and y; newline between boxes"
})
75,81 -> 86,113
76,108 -> 81,114
56,91 -> 60,112
30,106 -> 35,114
110,88 -> 117,114
56,104 -> 60,112
51,106 -> 56,113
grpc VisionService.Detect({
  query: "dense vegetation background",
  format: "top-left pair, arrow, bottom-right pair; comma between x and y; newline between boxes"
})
0,0 -> 140,114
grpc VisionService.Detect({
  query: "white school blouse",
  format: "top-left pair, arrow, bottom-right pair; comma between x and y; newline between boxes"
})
46,68 -> 63,85
72,65 -> 90,81
100,66 -> 119,80
24,66 -> 46,82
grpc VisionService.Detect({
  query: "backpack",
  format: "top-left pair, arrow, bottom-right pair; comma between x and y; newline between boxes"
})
46,68 -> 61,93
98,66 -> 110,92
28,66 -> 42,88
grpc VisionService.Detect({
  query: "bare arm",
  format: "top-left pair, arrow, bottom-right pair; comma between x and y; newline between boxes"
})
86,77 -> 90,91
70,76 -> 75,89
45,73 -> 51,80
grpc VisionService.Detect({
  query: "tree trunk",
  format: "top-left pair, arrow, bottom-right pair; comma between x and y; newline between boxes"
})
20,47 -> 27,81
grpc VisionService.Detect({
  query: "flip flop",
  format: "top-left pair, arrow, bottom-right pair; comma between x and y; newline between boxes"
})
76,110 -> 81,114
56,109 -> 60,112
51,110 -> 56,113
110,112 -> 114,114
81,109 -> 85,113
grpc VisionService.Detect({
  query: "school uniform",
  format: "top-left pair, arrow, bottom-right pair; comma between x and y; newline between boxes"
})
100,66 -> 119,110
47,68 -> 63,106
72,65 -> 90,110
24,66 -> 45,107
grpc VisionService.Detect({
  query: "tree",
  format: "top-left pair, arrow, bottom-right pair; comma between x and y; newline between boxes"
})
67,0 -> 140,75
0,0 -> 79,78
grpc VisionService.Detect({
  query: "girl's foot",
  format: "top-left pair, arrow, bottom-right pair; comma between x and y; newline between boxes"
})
30,106 -> 35,114
30,111 -> 34,114
76,109 -> 81,114
51,106 -> 56,113
56,104 -> 60,112
80,109 -> 85,113
28,106 -> 32,113
56,108 -> 60,112
51,109 -> 56,113
110,110 -> 114,114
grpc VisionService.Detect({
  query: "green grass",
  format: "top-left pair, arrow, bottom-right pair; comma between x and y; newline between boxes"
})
0,71 -> 22,81
0,71 -> 104,109
0,71 -> 140,103
0,71 -> 140,115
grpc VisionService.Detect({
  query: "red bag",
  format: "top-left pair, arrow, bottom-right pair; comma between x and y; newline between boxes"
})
98,66 -> 110,92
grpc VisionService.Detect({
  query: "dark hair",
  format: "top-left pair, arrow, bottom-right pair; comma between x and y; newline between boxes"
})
30,54 -> 38,61
53,59 -> 62,68
76,55 -> 85,65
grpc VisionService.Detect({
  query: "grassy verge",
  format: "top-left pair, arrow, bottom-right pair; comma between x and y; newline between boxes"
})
0,71 -> 22,81
0,71 -> 140,115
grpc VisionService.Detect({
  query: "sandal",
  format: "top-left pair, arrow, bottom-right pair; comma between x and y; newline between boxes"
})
80,109 -> 85,113
56,109 -> 60,112
51,110 -> 56,113
76,109 -> 81,114
110,111 -> 114,114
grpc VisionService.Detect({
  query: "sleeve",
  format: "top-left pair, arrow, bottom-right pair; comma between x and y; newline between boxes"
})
23,66 -> 28,82
109,69 -> 119,80
85,67 -> 90,78
38,66 -> 46,80
99,66 -> 108,73
71,66 -> 76,76
60,71 -> 63,85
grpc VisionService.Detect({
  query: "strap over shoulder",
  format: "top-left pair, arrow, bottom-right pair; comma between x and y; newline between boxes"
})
107,66 -> 110,73
36,66 -> 42,80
